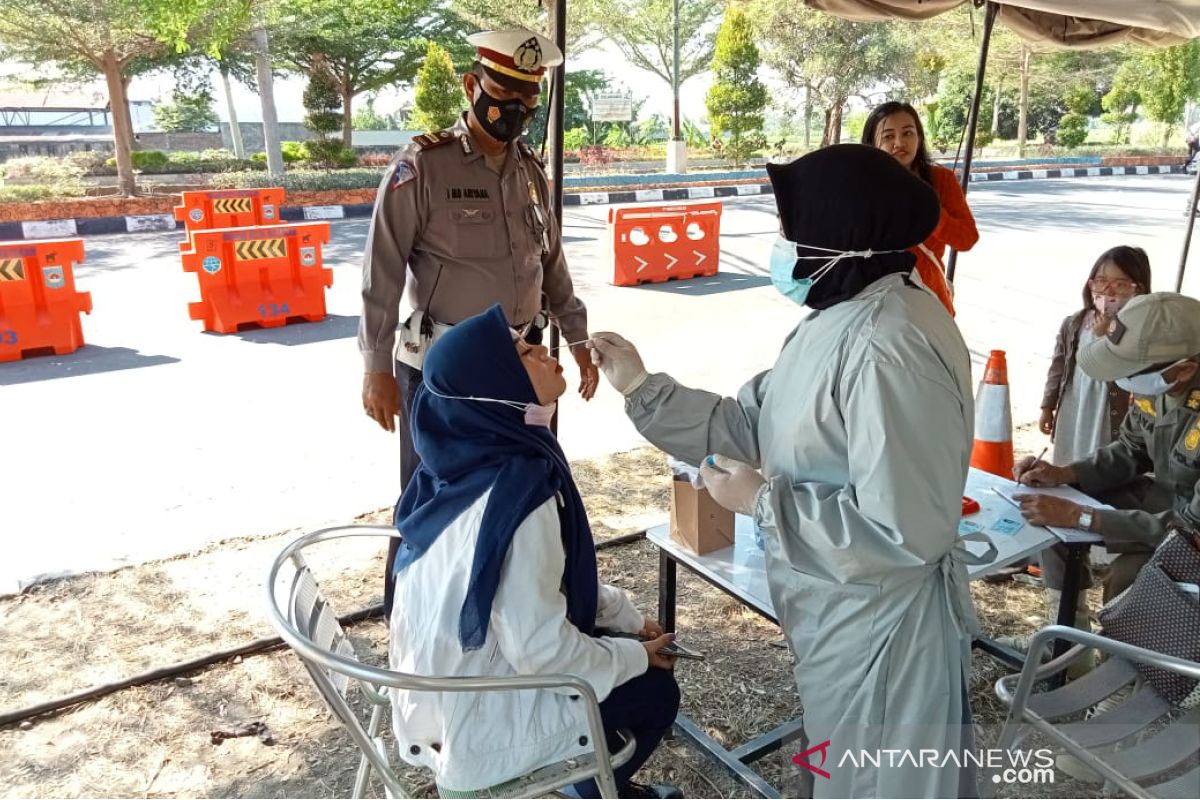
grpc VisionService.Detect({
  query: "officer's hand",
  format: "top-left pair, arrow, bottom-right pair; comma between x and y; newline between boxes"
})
1013,457 -> 1071,487
363,372 -> 400,433
699,455 -> 766,517
571,346 -> 599,401
587,332 -> 648,396
1038,408 -> 1055,437
1014,495 -> 1084,528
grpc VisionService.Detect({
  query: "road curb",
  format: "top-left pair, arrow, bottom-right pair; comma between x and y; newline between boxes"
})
0,164 -> 1187,241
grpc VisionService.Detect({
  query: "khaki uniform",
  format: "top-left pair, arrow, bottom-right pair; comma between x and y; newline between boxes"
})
1042,377 -> 1200,599
1073,376 -> 1200,544
357,115 -> 588,374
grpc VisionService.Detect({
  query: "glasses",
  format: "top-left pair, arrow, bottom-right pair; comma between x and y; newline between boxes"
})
1088,278 -> 1138,293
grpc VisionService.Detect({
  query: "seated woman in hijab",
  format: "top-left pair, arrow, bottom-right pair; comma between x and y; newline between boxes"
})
388,305 -> 681,800
590,146 -> 992,799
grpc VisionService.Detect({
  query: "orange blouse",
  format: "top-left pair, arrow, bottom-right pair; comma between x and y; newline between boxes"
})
911,164 -> 979,316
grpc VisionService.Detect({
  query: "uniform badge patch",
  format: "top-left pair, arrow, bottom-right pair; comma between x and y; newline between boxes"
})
514,37 -> 543,72
1186,425 -> 1200,452
487,105 -> 501,123
391,161 -> 416,190
1135,398 -> 1157,417
1188,389 -> 1200,411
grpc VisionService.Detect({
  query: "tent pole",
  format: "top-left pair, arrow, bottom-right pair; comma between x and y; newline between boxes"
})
549,0 -> 567,436
1175,166 -> 1200,292
947,0 -> 998,282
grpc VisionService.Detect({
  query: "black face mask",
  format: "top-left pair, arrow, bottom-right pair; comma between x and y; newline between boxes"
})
473,84 -> 537,143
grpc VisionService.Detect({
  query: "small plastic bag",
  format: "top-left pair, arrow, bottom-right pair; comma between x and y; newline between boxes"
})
667,456 -> 704,489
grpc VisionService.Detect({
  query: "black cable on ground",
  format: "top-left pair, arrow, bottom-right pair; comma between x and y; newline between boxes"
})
2,530 -> 648,728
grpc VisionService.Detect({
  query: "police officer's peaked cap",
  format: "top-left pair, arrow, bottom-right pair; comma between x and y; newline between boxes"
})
467,29 -> 563,94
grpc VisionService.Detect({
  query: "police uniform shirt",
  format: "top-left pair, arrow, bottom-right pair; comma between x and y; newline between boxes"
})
1070,373 -> 1200,545
358,114 -> 587,373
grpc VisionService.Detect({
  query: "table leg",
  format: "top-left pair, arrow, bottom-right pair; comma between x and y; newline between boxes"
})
1054,544 -> 1086,659
658,549 -> 677,633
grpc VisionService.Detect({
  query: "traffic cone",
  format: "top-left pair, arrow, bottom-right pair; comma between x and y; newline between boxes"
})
970,350 -> 1015,478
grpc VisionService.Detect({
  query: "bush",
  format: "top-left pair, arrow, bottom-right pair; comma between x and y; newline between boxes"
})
304,139 -> 358,169
563,127 -> 589,151
0,183 -> 86,203
281,141 -> 308,164
2,155 -> 87,183
1057,112 -> 1089,149
358,151 -> 394,167
209,167 -> 386,192
131,150 -> 170,171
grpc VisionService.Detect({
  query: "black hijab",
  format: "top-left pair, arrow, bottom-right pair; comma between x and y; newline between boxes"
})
766,144 -> 941,310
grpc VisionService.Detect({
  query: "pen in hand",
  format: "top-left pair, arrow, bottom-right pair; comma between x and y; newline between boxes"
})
1021,446 -> 1049,486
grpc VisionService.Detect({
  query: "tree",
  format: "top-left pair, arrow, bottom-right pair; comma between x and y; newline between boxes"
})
273,0 -> 467,146
352,97 -> 390,130
1135,41 -> 1200,147
706,7 -> 766,165
412,41 -> 463,133
303,60 -> 351,168
153,67 -> 219,132
565,69 -> 611,136
749,2 -> 911,145
0,0 -> 248,195
450,0 -> 600,55
1102,60 -> 1142,145
592,0 -> 723,91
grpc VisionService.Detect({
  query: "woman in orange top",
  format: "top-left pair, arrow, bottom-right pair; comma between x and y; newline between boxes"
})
862,102 -> 979,315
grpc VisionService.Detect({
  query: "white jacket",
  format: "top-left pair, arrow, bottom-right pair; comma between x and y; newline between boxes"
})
389,488 -> 649,792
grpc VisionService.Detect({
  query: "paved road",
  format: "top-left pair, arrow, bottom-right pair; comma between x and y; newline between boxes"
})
3,175 -> 1198,592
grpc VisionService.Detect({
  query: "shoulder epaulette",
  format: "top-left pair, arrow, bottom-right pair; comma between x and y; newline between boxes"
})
412,130 -> 456,151
518,140 -> 544,166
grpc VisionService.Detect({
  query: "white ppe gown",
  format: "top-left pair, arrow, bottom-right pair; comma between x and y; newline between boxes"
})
625,273 -> 982,798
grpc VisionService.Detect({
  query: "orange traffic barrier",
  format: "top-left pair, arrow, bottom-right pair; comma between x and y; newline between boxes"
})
0,239 -> 92,363
609,201 -> 722,286
970,350 -> 1015,478
174,188 -> 286,252
181,223 -> 333,334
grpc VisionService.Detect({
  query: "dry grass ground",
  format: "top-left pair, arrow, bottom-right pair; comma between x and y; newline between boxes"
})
1,443 -> 1103,799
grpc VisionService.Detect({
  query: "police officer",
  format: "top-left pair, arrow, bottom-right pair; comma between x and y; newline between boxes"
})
359,29 -> 599,614
1014,292 -> 1200,604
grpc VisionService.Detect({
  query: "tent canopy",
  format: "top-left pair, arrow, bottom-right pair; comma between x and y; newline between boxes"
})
806,1 -> 1200,47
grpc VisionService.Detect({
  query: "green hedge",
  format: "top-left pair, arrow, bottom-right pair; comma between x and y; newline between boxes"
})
0,183 -> 86,202
208,167 -> 386,192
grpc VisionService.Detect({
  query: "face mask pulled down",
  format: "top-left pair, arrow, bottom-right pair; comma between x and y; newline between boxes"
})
769,236 -> 911,306
424,383 -> 556,427
473,84 -> 537,143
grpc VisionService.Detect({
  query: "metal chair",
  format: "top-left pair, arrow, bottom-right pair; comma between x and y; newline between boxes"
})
993,625 -> 1200,798
265,525 -> 635,798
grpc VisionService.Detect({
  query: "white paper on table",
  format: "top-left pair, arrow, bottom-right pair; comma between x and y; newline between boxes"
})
993,485 -> 1110,543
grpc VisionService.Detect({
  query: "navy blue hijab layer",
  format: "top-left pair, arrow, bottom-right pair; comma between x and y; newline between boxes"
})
393,304 -> 598,650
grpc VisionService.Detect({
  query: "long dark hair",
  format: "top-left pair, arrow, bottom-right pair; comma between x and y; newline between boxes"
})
861,101 -> 933,184
1081,246 -> 1152,311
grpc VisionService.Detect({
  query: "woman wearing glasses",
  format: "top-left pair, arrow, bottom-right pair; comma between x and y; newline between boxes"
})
1040,246 -> 1152,466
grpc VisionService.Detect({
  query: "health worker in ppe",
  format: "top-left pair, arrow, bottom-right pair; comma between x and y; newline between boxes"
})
589,145 -> 992,798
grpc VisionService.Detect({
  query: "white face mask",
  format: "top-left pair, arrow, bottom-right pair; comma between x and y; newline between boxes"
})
1115,360 -> 1186,396
423,384 -> 557,428
1093,293 -> 1128,317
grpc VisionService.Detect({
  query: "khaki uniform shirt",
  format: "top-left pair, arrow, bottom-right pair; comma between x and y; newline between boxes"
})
1071,375 -> 1200,547
358,115 -> 587,373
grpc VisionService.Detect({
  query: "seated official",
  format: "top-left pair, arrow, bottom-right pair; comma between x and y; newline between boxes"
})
388,305 -> 681,800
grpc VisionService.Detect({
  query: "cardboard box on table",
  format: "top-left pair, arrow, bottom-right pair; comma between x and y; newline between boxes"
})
670,478 -> 735,555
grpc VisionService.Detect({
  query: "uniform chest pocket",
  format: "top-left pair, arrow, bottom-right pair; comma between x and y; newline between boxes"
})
448,207 -> 503,257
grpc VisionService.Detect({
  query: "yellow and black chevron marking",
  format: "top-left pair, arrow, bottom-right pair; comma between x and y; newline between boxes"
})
234,238 -> 286,261
0,258 -> 25,281
213,197 -> 253,214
